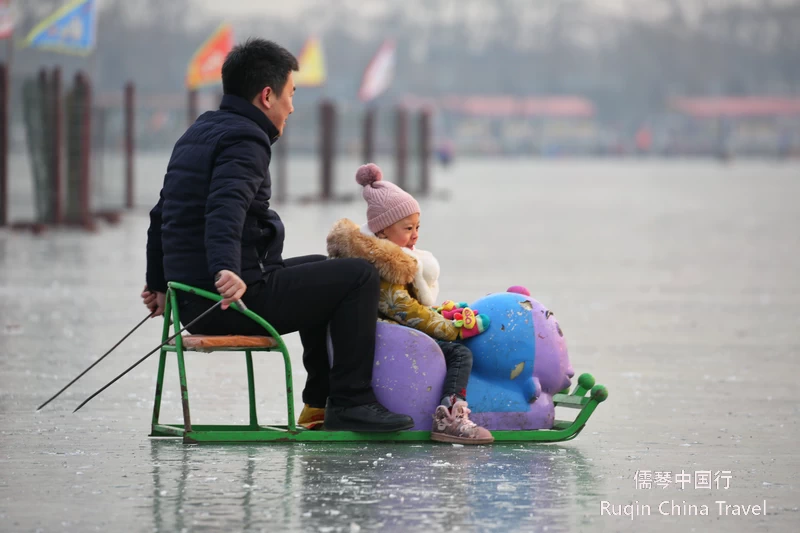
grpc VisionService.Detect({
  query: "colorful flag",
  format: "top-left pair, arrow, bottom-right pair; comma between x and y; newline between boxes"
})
294,36 -> 326,87
185,23 -> 234,90
0,0 -> 16,40
358,39 -> 396,102
21,0 -> 97,55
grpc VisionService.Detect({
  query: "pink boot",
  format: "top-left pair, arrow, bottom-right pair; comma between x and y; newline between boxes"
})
431,399 -> 494,444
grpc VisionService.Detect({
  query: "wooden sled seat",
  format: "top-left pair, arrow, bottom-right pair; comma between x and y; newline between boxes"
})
170,334 -> 278,352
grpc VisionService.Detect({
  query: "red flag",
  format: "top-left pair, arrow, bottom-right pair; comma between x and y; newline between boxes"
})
0,0 -> 16,40
185,23 -> 233,90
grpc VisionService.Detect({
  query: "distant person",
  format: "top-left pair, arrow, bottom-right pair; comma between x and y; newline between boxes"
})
635,125 -> 652,155
436,140 -> 455,167
141,38 -> 413,433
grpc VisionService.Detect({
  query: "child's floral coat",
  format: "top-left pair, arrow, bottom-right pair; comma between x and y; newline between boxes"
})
326,218 -> 459,341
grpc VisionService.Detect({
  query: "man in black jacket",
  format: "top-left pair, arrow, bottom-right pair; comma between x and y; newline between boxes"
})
141,38 -> 413,433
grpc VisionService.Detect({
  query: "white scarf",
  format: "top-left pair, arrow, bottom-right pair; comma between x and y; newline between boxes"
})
360,224 -> 441,306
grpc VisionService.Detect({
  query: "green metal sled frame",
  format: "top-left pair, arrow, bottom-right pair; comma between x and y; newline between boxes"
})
150,282 -> 608,444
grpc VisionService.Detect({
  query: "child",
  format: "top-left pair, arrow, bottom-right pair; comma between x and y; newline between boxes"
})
325,163 -> 494,444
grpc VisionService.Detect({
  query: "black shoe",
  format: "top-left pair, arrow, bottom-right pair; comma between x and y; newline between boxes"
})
324,400 -> 415,432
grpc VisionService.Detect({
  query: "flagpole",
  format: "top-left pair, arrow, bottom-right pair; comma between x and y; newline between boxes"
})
3,0 -> 13,67
0,1 -> 12,228
4,28 -> 11,73
89,0 -> 98,92
88,0 -> 99,211
89,43 -> 100,206
2,0 -> 11,98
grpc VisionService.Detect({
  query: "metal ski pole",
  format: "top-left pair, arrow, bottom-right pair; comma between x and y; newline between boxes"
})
37,312 -> 155,411
73,300 -> 224,413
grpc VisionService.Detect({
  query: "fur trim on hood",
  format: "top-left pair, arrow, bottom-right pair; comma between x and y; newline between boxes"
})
326,218 -> 417,285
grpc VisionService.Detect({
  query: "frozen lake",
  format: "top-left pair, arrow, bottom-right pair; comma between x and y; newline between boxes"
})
1,155 -> 799,532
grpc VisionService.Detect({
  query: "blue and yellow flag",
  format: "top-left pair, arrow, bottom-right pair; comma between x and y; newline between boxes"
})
21,0 -> 96,55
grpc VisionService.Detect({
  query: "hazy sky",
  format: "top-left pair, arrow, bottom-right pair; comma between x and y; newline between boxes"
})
196,0 -> 318,17
196,0 -> 632,17
190,0 -> 770,23
189,0 -> 786,28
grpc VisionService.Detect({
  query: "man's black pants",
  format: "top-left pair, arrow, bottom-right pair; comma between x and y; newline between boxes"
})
178,255 -> 379,408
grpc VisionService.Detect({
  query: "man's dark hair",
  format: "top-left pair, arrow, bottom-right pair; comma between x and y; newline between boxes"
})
222,38 -> 299,101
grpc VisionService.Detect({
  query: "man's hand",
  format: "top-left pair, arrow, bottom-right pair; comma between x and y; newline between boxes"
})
215,270 -> 247,310
141,285 -> 166,317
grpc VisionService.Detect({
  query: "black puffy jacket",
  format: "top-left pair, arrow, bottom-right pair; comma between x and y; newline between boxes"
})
146,94 -> 285,293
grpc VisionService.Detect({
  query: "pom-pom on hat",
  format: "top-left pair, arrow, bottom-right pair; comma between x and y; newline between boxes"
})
356,163 -> 421,233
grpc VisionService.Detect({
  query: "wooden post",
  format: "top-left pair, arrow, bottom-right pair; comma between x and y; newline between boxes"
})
319,100 -> 336,201
38,68 -> 51,223
0,63 -> 7,227
124,81 -> 135,209
187,88 -> 198,128
78,72 -> 94,230
362,106 -> 375,163
52,67 -> 63,224
395,106 -> 408,190
418,108 -> 431,197
274,128 -> 287,203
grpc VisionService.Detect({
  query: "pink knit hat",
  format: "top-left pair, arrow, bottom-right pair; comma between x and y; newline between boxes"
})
356,163 -> 420,233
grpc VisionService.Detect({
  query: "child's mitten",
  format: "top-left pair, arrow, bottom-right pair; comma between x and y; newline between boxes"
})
434,300 -> 469,319
455,307 -> 491,340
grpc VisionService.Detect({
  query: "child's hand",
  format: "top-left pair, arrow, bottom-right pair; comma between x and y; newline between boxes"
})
434,300 -> 471,319
454,307 -> 491,340
434,300 -> 457,313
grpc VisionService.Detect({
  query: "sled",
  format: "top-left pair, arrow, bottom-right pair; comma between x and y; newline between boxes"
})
149,282 -> 608,444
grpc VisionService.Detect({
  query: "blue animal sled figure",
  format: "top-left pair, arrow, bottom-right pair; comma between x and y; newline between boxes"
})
371,286 -> 607,438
